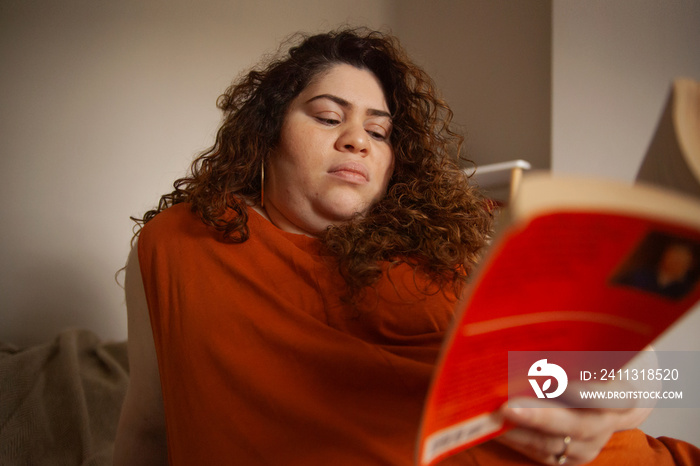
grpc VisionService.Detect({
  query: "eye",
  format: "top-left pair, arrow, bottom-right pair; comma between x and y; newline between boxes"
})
313,110 -> 342,126
316,117 -> 341,126
366,124 -> 390,141
367,130 -> 387,141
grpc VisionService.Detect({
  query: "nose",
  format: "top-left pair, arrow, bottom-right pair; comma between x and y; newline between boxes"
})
335,124 -> 369,156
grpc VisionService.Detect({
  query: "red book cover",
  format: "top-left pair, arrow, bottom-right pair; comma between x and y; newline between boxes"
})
417,201 -> 700,465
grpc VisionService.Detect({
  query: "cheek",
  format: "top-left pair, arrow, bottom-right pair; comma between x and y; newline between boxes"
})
379,150 -> 395,187
279,124 -> 324,169
269,132 -> 325,196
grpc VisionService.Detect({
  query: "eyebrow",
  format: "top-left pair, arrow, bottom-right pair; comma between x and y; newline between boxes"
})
306,94 -> 392,119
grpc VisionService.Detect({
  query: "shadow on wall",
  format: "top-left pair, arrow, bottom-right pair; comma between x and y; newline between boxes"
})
3,259 -> 122,348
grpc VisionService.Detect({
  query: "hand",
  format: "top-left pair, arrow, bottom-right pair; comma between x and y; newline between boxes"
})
495,398 -> 651,465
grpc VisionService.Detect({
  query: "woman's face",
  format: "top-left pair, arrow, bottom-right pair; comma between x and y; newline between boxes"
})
263,63 -> 395,236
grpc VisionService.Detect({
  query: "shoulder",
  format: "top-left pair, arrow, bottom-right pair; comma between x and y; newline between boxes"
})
136,202 -> 275,261
140,202 -> 268,244
138,202 -> 211,246
136,203 -> 208,271
140,203 -> 198,235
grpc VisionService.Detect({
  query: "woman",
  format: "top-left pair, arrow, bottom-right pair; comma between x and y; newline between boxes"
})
114,28 -> 680,465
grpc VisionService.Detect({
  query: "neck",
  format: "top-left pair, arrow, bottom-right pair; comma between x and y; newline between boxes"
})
250,204 -> 318,238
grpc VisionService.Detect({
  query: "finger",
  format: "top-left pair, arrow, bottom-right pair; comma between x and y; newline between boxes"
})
497,427 -> 572,465
498,428 -> 601,466
501,398 -> 616,440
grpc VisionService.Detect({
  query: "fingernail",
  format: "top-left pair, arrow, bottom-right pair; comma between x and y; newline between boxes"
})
508,399 -> 540,419
506,402 -> 527,417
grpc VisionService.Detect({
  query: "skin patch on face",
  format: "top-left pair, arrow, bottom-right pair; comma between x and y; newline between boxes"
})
262,64 -> 395,237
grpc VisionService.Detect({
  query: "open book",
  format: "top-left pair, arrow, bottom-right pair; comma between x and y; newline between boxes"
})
417,78 -> 700,465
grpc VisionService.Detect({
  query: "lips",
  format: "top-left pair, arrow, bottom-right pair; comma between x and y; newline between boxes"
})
328,162 -> 370,183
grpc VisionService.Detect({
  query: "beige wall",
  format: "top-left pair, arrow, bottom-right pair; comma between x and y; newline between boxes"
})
552,0 -> 700,180
393,0 -> 552,170
0,0 -> 395,346
1,0 -> 551,346
552,0 -> 700,443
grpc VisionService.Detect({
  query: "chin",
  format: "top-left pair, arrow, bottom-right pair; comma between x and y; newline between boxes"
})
317,190 -> 380,224
323,203 -> 371,223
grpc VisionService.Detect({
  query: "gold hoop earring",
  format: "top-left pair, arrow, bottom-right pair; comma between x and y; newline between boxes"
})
260,163 -> 265,208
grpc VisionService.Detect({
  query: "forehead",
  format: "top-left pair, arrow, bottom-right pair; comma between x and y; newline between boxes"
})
299,64 -> 389,112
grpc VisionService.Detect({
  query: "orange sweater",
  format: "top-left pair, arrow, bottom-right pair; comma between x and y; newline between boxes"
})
139,203 -> 699,465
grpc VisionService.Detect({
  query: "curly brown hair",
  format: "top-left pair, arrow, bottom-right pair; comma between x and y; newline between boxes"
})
135,27 -> 493,301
